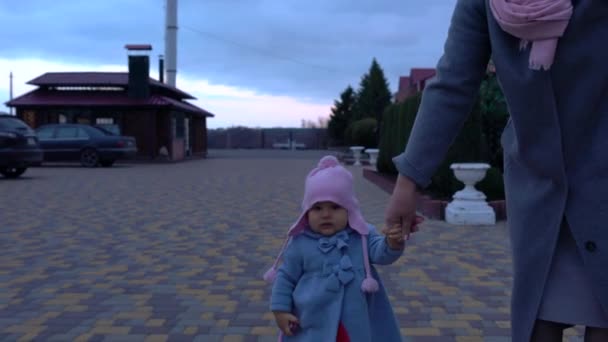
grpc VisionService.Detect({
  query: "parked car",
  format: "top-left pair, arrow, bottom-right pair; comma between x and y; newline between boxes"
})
35,124 -> 137,167
0,114 -> 44,178
94,123 -> 121,135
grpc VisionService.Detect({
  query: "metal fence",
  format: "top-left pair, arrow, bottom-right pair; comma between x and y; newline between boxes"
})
208,127 -> 330,150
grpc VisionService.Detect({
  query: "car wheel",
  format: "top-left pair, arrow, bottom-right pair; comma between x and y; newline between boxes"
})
80,148 -> 99,167
100,160 -> 115,167
1,167 -> 27,178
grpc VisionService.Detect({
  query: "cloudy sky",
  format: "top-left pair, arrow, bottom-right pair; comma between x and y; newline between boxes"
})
0,0 -> 457,128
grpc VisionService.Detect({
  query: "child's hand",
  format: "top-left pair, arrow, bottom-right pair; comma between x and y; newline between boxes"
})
383,214 -> 425,247
273,311 -> 299,336
383,224 -> 405,250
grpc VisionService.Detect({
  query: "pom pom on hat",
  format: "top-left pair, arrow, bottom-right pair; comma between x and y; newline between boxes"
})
318,155 -> 340,168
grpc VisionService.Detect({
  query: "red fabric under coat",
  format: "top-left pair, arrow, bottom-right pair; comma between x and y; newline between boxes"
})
336,322 -> 350,342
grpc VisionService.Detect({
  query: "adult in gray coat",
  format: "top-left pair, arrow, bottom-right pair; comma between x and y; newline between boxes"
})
384,0 -> 608,341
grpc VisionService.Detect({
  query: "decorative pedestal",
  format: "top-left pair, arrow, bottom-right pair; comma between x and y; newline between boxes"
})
365,148 -> 379,170
445,163 -> 496,225
349,146 -> 365,166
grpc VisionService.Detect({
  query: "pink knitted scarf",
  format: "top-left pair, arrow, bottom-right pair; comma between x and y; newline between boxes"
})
489,0 -> 573,70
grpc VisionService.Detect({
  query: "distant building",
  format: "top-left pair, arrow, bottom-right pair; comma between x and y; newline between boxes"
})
394,68 -> 437,103
395,63 -> 497,103
6,44 -> 214,161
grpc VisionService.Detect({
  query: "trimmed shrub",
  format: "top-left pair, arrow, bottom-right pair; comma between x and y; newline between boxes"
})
377,106 -> 397,174
426,100 -> 488,199
349,118 -> 378,148
477,167 -> 505,201
377,93 -> 421,174
376,87 -> 506,200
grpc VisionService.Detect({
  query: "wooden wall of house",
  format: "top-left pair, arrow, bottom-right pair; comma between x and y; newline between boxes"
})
17,108 -> 58,128
14,106 -> 208,160
192,117 -> 208,157
156,111 -> 171,158
122,110 -> 155,158
191,117 -> 204,155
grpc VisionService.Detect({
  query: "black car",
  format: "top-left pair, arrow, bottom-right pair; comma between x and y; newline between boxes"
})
35,124 -> 137,167
0,114 -> 44,178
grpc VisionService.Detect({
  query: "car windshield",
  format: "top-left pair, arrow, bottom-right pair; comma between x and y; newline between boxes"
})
0,118 -> 31,131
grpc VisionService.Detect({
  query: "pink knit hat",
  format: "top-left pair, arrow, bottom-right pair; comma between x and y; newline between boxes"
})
263,155 -> 379,293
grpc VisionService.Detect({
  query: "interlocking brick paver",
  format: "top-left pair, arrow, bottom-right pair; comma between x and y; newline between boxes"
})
0,149 -> 586,340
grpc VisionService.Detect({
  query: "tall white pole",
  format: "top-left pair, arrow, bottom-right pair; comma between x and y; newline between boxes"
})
9,71 -> 14,115
165,0 -> 178,87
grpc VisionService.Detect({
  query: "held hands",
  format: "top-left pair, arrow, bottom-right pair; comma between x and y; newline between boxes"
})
384,174 -> 425,241
273,311 -> 299,336
383,224 -> 406,249
382,216 -> 424,249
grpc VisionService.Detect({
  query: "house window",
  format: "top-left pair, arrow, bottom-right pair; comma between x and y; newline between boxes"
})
23,110 -> 36,127
173,115 -> 185,138
95,117 -> 121,135
76,117 -> 90,124
96,117 -> 114,125
177,119 -> 185,138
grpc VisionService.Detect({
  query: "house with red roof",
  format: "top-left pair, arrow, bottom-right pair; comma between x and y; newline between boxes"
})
6,44 -> 214,161
394,63 -> 498,103
394,68 -> 437,103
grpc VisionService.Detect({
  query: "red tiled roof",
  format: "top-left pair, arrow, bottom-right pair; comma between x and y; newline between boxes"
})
394,68 -> 436,103
27,72 -> 195,100
6,89 -> 214,117
410,68 -> 436,84
162,97 -> 215,117
125,44 -> 152,51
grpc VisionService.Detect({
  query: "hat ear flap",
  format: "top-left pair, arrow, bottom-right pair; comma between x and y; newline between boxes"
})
264,209 -> 311,283
263,266 -> 278,283
263,236 -> 291,283
360,235 -> 379,293
347,208 -> 369,235
287,210 -> 309,236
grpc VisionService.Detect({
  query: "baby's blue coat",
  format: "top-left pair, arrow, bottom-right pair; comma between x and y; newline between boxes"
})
270,225 -> 403,342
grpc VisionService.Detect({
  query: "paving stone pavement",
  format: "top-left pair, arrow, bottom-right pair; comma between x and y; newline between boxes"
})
0,149 -> 585,341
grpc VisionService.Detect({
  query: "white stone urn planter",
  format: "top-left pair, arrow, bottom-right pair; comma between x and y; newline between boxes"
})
349,146 -> 365,166
445,163 -> 496,225
365,148 -> 379,169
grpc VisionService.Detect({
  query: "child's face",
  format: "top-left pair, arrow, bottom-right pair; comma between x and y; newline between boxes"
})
307,201 -> 348,236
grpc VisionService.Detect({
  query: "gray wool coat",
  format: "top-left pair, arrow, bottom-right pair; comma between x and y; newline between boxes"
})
392,0 -> 608,340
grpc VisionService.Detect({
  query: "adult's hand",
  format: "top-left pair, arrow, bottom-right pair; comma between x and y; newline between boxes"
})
384,174 -> 423,239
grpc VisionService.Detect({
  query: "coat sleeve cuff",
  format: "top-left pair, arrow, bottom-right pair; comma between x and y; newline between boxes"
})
392,153 -> 431,189
270,302 -> 292,313
385,240 -> 405,255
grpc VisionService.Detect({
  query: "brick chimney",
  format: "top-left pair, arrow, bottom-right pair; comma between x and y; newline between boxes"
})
125,44 -> 152,98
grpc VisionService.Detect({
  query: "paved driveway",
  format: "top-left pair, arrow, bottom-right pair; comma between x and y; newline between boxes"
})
0,149 -> 583,341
